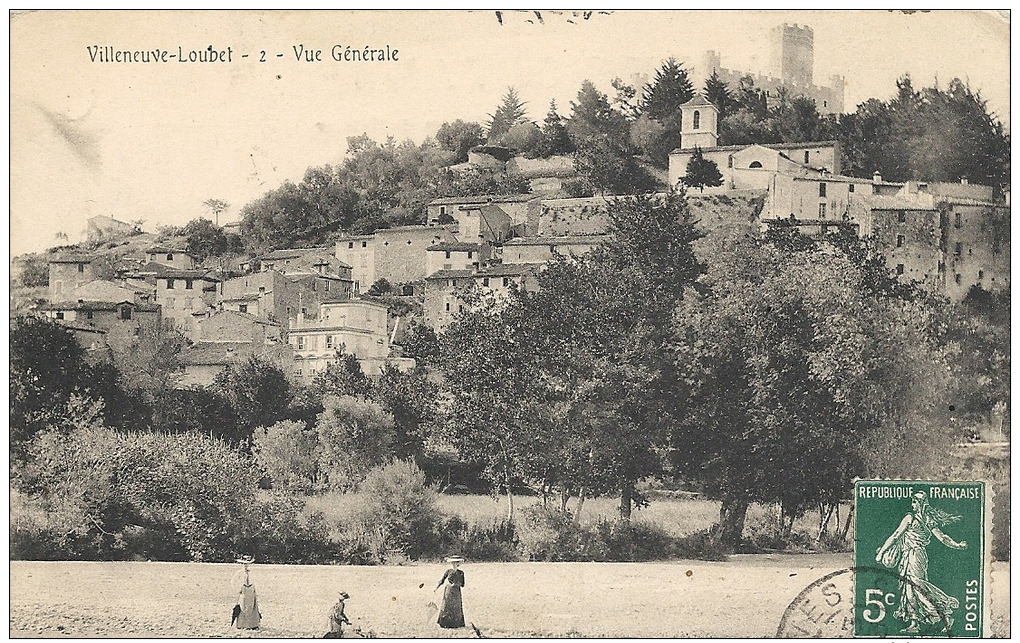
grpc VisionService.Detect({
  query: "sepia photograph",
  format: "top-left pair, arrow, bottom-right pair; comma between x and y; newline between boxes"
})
9,9 -> 1010,638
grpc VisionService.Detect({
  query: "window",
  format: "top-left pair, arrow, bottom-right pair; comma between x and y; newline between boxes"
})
692,110 -> 700,129
440,206 -> 447,215
55,280 -> 63,295
326,335 -> 334,349
954,243 -> 963,257
166,279 -> 175,290
978,270 -> 984,280
295,369 -> 303,378
503,277 -> 510,287
898,212 -> 906,223
259,286 -> 265,294
896,234 -> 905,248
361,241 -> 367,248
445,251 -> 451,259
166,297 -> 175,308
849,184 -> 855,193
818,203 -> 827,218
297,336 -> 305,349
325,281 -> 330,292
445,302 -> 450,312
407,240 -> 412,245
185,280 -> 193,290
749,161 -> 763,169
954,273 -> 962,285
166,253 -> 174,261
301,307 -> 307,316
818,182 -> 826,197
55,311 -> 64,320
458,305 -> 464,313
954,213 -> 962,229
467,251 -> 473,259
483,277 -> 490,287
727,155 -> 733,168
348,242 -> 354,249
896,264 -> 904,275
938,261 -> 945,274
238,304 -> 247,313
120,306 -> 132,320
77,263 -> 85,273
804,151 -> 810,164
86,311 -> 93,320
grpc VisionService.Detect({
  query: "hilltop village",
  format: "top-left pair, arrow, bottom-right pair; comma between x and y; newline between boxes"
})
21,93 -> 1009,387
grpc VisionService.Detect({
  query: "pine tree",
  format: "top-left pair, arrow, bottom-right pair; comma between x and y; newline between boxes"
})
683,147 -> 724,192
535,100 -> 574,157
704,71 -> 736,120
642,58 -> 695,124
487,87 -> 528,144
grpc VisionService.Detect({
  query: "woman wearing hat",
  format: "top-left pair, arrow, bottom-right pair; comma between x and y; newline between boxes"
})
325,591 -> 351,638
435,557 -> 465,628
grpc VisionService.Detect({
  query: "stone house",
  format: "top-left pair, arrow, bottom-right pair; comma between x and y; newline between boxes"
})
246,246 -> 348,276
426,194 -> 541,231
425,242 -> 489,276
423,263 -> 542,331
152,266 -> 220,336
41,299 -> 162,352
335,226 -> 457,294
501,235 -> 610,264
451,204 -> 513,245
191,309 -> 283,344
48,256 -> 96,301
66,279 -> 155,306
144,247 -> 198,271
219,269 -> 351,324
177,342 -> 293,388
287,299 -> 412,382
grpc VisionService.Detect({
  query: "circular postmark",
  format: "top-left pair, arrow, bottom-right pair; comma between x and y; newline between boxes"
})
776,567 -> 953,638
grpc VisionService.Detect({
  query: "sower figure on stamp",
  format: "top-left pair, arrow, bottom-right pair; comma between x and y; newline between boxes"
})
875,491 -> 967,633
434,556 -> 465,629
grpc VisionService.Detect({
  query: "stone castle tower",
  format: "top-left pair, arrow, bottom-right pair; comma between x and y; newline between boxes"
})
770,23 -> 814,88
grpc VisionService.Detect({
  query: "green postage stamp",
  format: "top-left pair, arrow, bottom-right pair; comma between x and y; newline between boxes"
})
854,481 -> 986,637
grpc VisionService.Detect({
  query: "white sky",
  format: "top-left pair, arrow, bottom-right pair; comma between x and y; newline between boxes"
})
9,10 -> 1010,257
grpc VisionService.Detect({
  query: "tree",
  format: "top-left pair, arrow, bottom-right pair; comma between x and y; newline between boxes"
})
436,120 -> 485,164
202,198 -> 230,226
397,320 -> 440,365
212,356 -> 291,443
182,217 -> 229,263
568,80 -> 631,150
367,278 -> 393,296
610,77 -> 641,120
18,254 -> 49,287
486,87 -> 528,143
670,232 -> 954,547
533,100 -> 575,158
682,147 -> 724,192
315,395 -> 396,490
498,121 -> 543,156
374,365 -> 440,461
253,420 -> 320,491
311,349 -> 373,399
641,58 -> 695,125
704,71 -> 737,120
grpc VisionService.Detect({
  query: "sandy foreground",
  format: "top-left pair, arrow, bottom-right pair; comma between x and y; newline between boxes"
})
9,555 -> 1010,638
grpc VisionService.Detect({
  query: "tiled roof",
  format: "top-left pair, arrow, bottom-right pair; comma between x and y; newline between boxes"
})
681,94 -> 715,108
503,234 -> 611,246
670,140 -> 839,155
259,246 -> 333,260
43,300 -> 160,312
426,269 -> 475,280
426,263 -> 543,280
145,246 -> 193,255
48,256 -> 93,264
149,264 -> 219,280
429,194 -> 537,206
179,342 -> 280,366
426,242 -> 482,252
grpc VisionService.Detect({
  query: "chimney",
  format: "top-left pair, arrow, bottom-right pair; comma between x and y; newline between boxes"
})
872,171 -> 883,184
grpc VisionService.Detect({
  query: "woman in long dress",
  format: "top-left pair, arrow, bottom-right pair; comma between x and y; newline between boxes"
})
875,491 -> 967,633
435,557 -> 465,629
233,557 -> 262,630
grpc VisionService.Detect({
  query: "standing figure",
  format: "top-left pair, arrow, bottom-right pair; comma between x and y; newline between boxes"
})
325,591 -> 351,638
435,556 -> 466,629
875,491 -> 967,633
232,556 -> 262,630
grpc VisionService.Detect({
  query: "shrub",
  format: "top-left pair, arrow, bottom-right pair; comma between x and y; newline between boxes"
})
439,516 -> 519,562
253,420 -> 319,492
315,395 -> 395,491
515,505 -> 591,562
13,426 -> 331,562
346,460 -> 445,562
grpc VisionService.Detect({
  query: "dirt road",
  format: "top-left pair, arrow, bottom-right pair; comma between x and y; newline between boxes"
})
9,555 -> 1010,638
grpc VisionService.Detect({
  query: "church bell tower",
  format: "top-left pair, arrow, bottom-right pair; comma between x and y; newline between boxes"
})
680,95 -> 719,150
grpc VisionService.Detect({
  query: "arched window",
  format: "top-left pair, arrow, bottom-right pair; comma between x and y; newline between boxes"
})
693,110 -> 701,130
749,161 -> 763,169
